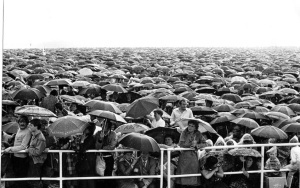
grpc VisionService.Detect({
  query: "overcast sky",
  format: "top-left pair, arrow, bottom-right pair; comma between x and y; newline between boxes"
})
3,0 -> 300,49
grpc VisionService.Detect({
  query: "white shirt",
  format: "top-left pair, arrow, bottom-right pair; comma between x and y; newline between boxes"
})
170,108 -> 194,127
151,118 -> 165,128
291,146 -> 300,164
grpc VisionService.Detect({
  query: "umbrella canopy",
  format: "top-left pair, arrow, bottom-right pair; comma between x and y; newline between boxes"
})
115,123 -> 150,134
220,93 -> 242,103
88,110 -> 127,124
12,88 -> 44,100
2,100 -> 19,106
118,132 -> 160,152
102,84 -> 127,93
71,80 -> 91,87
159,94 -> 185,102
145,127 -> 180,144
210,114 -> 237,125
271,105 -> 296,116
251,125 -> 288,139
84,100 -> 122,114
48,116 -> 89,138
34,85 -> 52,94
45,79 -> 72,86
239,111 -> 268,120
15,105 -> 57,117
180,118 -> 217,134
281,122 -> 300,133
228,148 -> 262,157
213,104 -> 235,112
190,106 -> 218,115
264,111 -> 290,120
60,95 -> 85,105
231,117 -> 260,129
78,85 -> 102,95
2,122 -> 19,134
126,97 -> 159,118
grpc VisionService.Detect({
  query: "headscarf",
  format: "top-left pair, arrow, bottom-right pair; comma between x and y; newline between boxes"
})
238,133 -> 256,145
289,135 -> 299,143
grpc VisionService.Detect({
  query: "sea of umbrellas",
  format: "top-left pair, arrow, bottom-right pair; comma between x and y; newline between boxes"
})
1,47 -> 300,186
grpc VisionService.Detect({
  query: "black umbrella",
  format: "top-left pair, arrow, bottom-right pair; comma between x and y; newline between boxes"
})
145,127 -> 180,144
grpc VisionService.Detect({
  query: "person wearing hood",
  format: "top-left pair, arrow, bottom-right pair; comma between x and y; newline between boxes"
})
284,136 -> 300,188
238,134 -> 256,147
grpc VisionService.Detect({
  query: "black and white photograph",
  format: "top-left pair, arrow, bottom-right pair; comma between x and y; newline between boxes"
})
1,0 -> 300,188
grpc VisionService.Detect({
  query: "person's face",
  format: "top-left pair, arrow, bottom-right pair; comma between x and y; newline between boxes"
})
28,123 -> 37,132
232,126 -> 242,137
188,123 -> 196,132
124,152 -> 133,161
165,137 -> 174,146
70,104 -> 77,111
154,112 -> 160,119
246,157 -> 253,168
141,153 -> 149,160
19,119 -> 28,129
268,153 -> 276,159
180,101 -> 188,111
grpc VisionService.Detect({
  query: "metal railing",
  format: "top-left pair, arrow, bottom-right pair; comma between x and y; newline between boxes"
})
1,143 -> 300,188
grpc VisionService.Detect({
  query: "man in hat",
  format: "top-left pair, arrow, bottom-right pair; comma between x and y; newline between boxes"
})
284,136 -> 300,188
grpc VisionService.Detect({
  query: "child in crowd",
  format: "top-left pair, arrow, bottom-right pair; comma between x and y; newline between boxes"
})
265,146 -> 281,177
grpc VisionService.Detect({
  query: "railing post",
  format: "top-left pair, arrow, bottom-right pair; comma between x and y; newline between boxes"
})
167,149 -> 171,188
260,146 -> 265,188
59,151 -> 63,188
160,149 -> 164,188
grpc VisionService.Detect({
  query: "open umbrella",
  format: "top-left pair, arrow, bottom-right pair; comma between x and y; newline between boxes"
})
84,100 -> 122,114
190,106 -> 217,115
180,118 -> 217,134
220,93 -> 242,103
271,105 -> 296,116
213,104 -> 235,112
228,148 -> 261,157
159,94 -> 185,102
12,88 -> 44,100
115,123 -> 149,134
251,126 -> 288,139
2,122 -> 19,134
264,111 -> 290,120
145,127 -> 180,144
126,96 -> 159,118
15,105 -> 57,117
2,100 -> 19,106
45,79 -> 72,86
48,116 -> 89,138
281,122 -> 300,133
88,110 -> 127,124
239,111 -> 268,120
102,84 -> 127,93
60,95 -> 85,105
34,85 -> 52,94
231,118 -> 259,129
118,132 -> 160,152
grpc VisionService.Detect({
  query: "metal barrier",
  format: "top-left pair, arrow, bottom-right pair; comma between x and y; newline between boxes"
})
1,143 -> 300,188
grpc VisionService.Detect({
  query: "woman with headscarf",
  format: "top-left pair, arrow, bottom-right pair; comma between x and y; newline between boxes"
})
175,119 -> 207,188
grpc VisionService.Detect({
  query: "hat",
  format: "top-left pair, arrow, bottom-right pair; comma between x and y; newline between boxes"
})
289,135 -> 299,143
266,146 -> 277,155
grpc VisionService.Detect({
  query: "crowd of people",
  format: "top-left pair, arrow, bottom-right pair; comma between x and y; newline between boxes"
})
1,48 -> 300,188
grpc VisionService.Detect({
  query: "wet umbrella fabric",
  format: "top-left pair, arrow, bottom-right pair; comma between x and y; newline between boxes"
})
15,105 -> 57,117
48,116 -> 89,138
2,122 -> 19,134
84,100 -> 122,114
231,117 -> 260,129
281,122 -> 300,133
228,148 -> 262,157
145,127 -> 180,144
126,97 -> 159,118
115,123 -> 150,134
88,110 -> 127,124
12,88 -> 44,100
251,126 -> 288,139
118,132 -> 160,152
